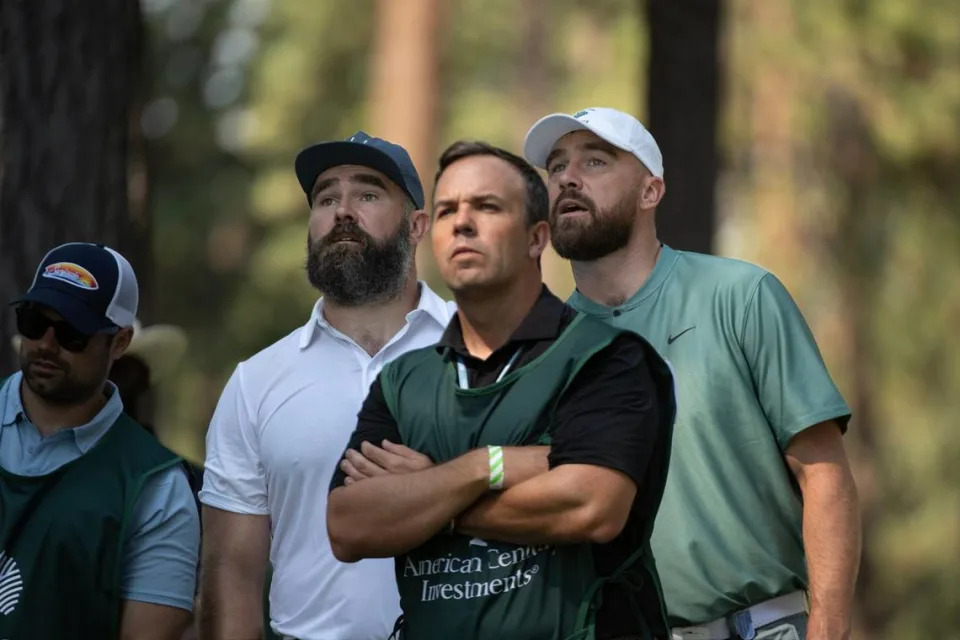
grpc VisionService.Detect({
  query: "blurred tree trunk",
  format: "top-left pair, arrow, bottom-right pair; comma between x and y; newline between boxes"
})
645,0 -> 722,253
368,0 -> 442,188
368,0 -> 444,279
0,0 -> 149,370
824,90 -> 883,638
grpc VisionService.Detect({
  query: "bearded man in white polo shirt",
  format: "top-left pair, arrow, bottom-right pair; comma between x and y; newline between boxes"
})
199,131 -> 455,640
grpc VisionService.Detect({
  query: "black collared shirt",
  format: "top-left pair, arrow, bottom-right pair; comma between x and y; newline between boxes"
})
332,287 -> 671,638
437,286 -> 574,388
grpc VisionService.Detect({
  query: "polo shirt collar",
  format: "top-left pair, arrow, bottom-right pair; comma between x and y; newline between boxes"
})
0,372 -> 124,453
72,383 -> 123,453
298,281 -> 452,350
437,285 -> 567,359
1,372 -> 24,427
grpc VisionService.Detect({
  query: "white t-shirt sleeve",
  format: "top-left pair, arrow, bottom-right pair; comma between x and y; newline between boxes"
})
199,364 -> 269,515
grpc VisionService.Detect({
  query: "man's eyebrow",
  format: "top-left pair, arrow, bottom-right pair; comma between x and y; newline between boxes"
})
545,148 -> 566,168
546,140 -> 621,168
582,140 -> 620,156
311,173 -> 390,202
469,193 -> 506,206
311,177 -> 338,201
433,197 -> 454,210
349,173 -> 389,191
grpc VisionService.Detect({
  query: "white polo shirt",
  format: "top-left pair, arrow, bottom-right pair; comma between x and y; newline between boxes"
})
200,283 -> 455,640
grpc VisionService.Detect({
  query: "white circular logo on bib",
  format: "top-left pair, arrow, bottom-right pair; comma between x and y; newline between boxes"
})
0,551 -> 22,616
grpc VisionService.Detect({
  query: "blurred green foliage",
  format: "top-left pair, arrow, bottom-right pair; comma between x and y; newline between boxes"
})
139,0 -> 960,637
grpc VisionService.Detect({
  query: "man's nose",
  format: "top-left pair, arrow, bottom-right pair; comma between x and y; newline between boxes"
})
334,201 -> 358,222
557,164 -> 583,190
452,206 -> 476,236
38,327 -> 60,351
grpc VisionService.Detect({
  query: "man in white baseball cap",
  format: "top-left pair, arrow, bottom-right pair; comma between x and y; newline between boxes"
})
524,106 -> 664,179
523,107 -> 861,640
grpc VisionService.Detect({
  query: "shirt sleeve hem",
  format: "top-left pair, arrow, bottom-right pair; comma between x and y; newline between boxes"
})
121,591 -> 195,612
197,491 -> 270,516
776,405 -> 853,451
548,457 -> 643,488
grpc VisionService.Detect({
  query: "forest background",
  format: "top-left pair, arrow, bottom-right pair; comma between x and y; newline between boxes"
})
1,1 -> 958,637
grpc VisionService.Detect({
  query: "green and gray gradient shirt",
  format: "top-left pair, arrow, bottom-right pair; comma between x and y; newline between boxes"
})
569,244 -> 851,625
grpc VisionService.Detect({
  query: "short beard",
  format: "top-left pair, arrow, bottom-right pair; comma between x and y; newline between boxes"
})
20,348 -> 109,405
550,187 -> 637,261
306,216 -> 413,307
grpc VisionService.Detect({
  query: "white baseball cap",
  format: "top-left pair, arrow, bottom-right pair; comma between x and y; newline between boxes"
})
523,107 -> 663,178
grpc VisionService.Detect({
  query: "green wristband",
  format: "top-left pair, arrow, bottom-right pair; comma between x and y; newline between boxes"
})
488,445 -> 504,490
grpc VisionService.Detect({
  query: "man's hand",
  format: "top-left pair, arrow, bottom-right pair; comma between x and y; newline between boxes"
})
328,448 -> 490,560
341,440 -> 434,483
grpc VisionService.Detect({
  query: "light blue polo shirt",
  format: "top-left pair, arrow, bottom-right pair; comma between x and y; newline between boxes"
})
0,372 -> 200,611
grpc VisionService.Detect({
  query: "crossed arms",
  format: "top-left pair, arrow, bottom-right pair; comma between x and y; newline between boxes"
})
327,335 -> 664,561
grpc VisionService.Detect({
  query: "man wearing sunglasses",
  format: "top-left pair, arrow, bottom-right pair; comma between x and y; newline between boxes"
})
0,242 -> 201,640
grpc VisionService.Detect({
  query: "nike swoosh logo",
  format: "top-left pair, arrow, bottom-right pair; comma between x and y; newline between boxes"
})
667,326 -> 696,344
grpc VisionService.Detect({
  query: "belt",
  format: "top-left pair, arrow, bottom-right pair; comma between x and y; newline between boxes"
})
671,591 -> 807,640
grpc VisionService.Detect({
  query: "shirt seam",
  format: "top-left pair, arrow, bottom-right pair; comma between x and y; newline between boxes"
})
737,271 -> 772,347
234,362 -> 261,455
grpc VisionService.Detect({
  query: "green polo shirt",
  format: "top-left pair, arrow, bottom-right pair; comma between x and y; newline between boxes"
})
569,244 -> 850,625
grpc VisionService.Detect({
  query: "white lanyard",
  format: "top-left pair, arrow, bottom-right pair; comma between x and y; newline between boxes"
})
456,347 -> 523,390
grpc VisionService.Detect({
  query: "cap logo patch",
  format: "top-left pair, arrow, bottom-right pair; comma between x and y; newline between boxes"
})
42,262 -> 99,290
573,109 -> 592,119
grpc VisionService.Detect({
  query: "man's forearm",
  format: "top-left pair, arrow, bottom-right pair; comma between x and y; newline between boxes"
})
120,601 -> 192,640
198,508 -> 270,640
456,464 -> 635,545
328,449 -> 489,561
801,464 -> 861,639
199,558 -> 266,640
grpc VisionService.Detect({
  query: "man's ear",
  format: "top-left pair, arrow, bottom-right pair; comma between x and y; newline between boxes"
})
640,175 -> 666,211
109,327 -> 134,360
528,220 -> 550,260
409,208 -> 431,247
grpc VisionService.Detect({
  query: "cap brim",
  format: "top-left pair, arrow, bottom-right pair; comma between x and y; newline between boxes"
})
295,141 -> 421,208
12,287 -> 114,335
523,114 -> 594,169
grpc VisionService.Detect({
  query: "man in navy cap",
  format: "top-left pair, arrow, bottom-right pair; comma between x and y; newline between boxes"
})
199,132 -> 454,640
0,242 -> 201,639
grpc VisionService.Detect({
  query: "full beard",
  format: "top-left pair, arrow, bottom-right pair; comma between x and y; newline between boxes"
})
306,218 -> 413,307
550,188 -> 637,261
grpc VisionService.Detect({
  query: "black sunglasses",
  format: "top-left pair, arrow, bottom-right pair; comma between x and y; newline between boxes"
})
15,305 -> 116,353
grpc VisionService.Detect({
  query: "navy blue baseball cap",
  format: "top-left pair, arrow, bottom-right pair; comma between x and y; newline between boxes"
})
12,242 -> 139,335
294,131 -> 425,209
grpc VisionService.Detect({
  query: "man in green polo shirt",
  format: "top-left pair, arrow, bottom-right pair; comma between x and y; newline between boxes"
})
522,108 -> 861,640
